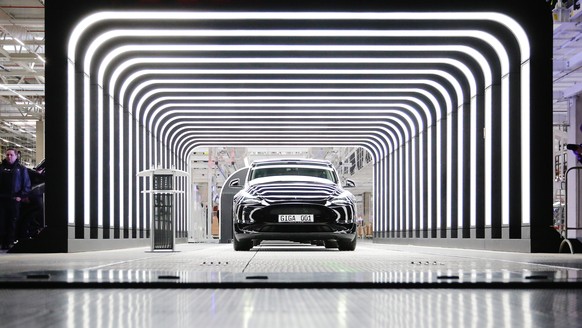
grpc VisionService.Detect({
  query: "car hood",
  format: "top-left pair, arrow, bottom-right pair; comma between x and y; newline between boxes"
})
245,176 -> 344,203
249,175 -> 335,186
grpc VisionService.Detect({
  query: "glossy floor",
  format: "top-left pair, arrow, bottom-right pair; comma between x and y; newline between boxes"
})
0,240 -> 581,327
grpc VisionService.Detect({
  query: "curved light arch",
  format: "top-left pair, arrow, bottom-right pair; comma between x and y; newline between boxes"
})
123,72 -> 460,234
128,78 -> 453,122
115,66 -> 461,231
89,42 -> 492,223
165,118 -> 396,158
162,105 -> 425,153
155,108 -> 417,149
74,18 -> 516,215
127,77 -> 451,236
64,10 -> 533,247
159,116 -> 403,175
139,129 -> 387,233
176,127 -> 388,163
157,114 -> 406,234
175,125 -> 389,163
107,71 -> 456,228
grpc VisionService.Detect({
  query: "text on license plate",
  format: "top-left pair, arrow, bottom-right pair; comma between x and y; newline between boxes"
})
278,214 -> 314,222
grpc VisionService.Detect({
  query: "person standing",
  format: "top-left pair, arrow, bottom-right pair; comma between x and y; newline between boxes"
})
566,123 -> 582,164
0,148 -> 30,250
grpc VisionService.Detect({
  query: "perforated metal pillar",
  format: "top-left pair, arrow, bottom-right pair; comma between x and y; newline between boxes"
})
152,175 -> 174,250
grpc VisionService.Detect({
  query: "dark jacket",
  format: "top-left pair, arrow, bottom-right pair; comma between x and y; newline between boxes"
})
0,159 -> 31,198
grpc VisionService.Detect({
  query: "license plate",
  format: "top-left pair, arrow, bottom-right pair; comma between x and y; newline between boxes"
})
278,214 -> 314,222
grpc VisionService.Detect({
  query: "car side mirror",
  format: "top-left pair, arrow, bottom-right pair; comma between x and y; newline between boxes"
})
344,179 -> 356,188
229,178 -> 241,187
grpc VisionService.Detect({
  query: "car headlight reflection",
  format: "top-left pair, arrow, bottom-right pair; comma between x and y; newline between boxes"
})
239,191 -> 269,206
325,191 -> 354,206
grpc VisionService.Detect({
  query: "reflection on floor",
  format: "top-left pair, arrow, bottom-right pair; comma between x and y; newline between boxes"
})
0,240 -> 581,327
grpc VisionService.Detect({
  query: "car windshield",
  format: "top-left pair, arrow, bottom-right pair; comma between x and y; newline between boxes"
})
250,166 -> 336,183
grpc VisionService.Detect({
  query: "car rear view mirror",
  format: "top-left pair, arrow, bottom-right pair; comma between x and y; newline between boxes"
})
229,178 -> 241,187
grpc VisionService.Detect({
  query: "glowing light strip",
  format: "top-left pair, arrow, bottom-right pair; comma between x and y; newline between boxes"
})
66,58 -> 75,226
131,76 -> 452,151
69,11 -> 531,27
502,75 -> 511,226
128,78 -> 450,122
160,117 -> 403,162
130,83 -> 443,121
402,142 -> 408,234
391,148 -> 399,233
485,88 -> 493,227
372,160 -> 379,237
410,133 -> 416,232
170,123 -> 392,164
153,107 -> 418,133
83,74 -> 91,225
171,123 -> 391,156
79,28 -> 516,44
109,53 -> 489,68
162,106 -> 418,162
436,121 -> 442,229
378,157 -> 385,234
521,62 -> 531,225
447,107 -> 453,231
427,125 -> 434,231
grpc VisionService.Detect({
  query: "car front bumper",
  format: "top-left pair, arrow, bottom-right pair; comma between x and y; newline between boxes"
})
233,222 -> 357,243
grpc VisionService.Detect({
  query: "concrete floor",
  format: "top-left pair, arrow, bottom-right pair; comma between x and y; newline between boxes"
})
0,240 -> 581,327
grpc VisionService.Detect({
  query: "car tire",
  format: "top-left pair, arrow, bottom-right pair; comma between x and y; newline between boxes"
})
338,237 -> 357,251
233,236 -> 253,251
324,240 -> 338,248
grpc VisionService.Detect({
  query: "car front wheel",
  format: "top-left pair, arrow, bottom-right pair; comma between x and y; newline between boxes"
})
233,235 -> 253,251
338,237 -> 357,251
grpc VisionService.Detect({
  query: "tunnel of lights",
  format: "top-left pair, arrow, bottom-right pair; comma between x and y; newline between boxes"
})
56,10 -> 552,252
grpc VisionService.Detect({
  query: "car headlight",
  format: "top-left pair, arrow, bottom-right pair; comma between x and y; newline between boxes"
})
239,191 -> 268,206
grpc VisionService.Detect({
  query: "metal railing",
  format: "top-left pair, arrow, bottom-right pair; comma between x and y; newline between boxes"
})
559,166 -> 582,253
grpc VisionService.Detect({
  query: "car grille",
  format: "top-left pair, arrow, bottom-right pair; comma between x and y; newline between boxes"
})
247,181 -> 336,204
258,224 -> 335,233
252,204 -> 336,223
